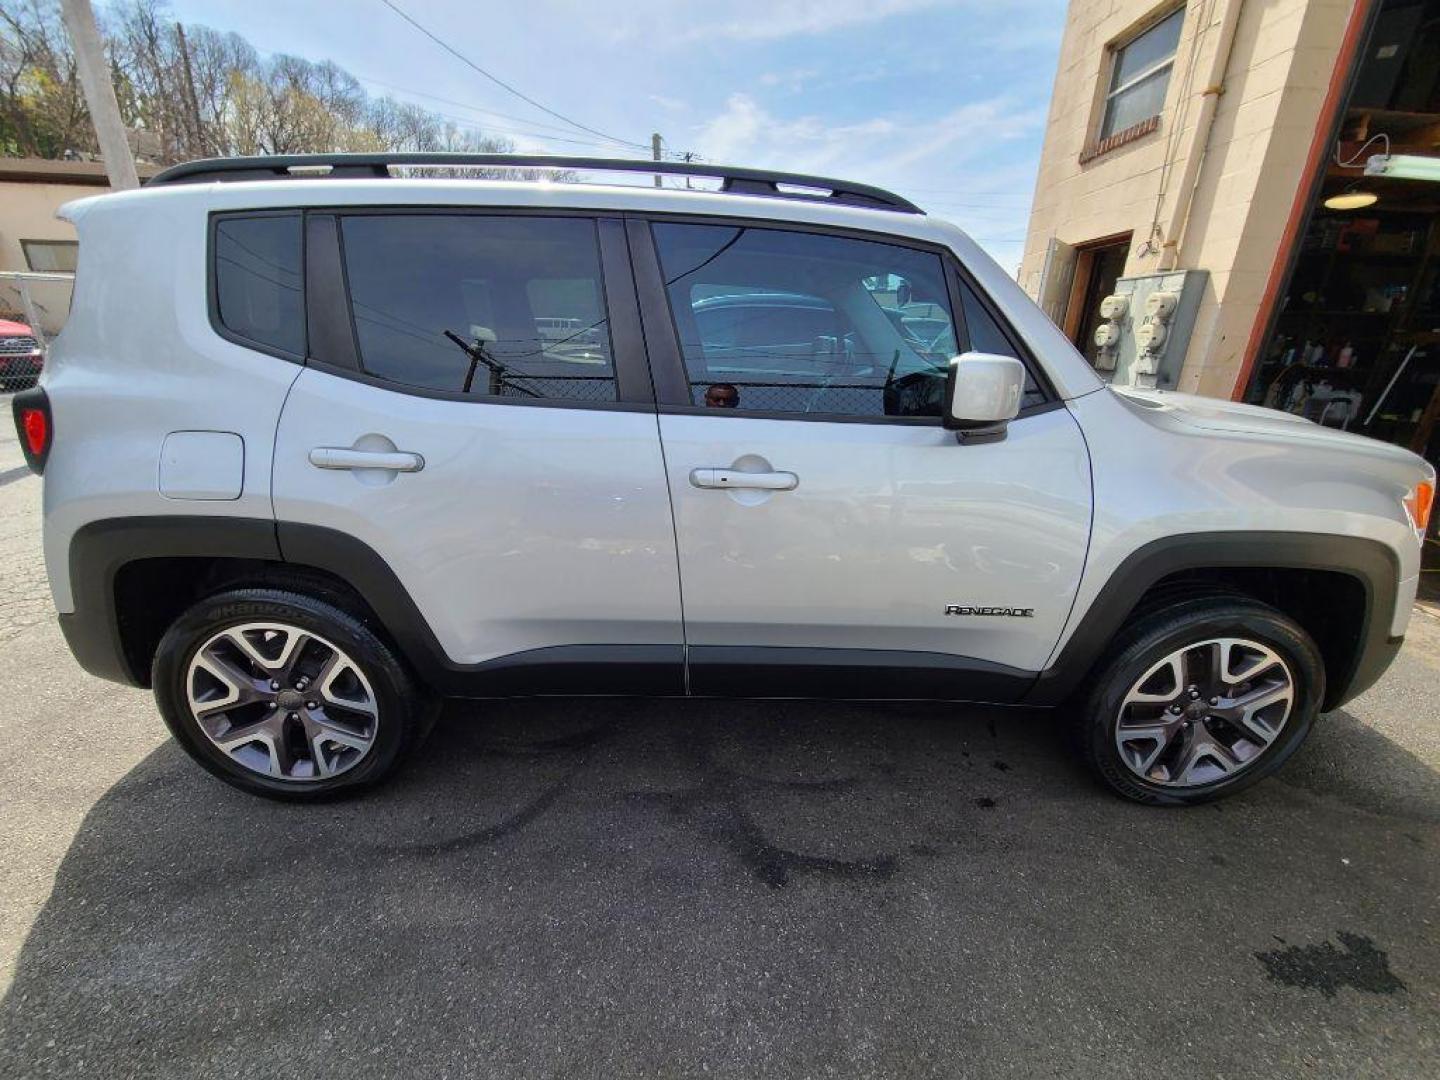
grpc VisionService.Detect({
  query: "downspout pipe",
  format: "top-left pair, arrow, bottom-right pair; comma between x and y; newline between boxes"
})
1159,0 -> 1246,271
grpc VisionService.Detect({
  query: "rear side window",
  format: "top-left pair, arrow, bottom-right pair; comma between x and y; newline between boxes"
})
339,214 -> 616,403
213,214 -> 304,356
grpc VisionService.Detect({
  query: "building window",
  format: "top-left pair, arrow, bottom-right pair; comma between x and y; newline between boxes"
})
1101,7 -> 1185,140
21,239 -> 78,273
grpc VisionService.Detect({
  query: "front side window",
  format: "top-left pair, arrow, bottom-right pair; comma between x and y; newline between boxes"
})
213,214 -> 304,356
339,214 -> 616,403
956,279 -> 1047,411
652,223 -> 963,419
1101,7 -> 1184,139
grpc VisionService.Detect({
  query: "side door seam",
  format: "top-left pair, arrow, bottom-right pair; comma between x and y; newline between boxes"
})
622,217 -> 692,693
1035,402 -> 1098,679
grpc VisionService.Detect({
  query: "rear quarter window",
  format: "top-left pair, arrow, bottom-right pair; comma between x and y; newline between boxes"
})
212,213 -> 305,357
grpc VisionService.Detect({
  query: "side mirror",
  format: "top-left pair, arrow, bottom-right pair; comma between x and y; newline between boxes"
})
944,352 -> 1026,439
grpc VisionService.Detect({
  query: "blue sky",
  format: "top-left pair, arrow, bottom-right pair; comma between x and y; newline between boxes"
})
165,0 -> 1068,271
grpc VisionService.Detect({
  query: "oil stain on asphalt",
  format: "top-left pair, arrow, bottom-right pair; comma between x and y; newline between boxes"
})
1255,931 -> 1408,998
629,726 -> 899,889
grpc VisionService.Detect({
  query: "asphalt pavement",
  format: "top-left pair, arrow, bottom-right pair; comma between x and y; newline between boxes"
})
0,402 -> 1437,1078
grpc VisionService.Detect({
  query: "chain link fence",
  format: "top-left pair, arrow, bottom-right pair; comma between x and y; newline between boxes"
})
0,272 -> 73,393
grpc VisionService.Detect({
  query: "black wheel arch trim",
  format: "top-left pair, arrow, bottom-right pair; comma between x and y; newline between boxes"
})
1024,531 -> 1402,711
62,518 -> 1403,709
62,517 -> 283,687
62,516 -> 684,696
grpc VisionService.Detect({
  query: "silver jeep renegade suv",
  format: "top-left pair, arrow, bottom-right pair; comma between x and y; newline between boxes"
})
12,154 -> 1434,804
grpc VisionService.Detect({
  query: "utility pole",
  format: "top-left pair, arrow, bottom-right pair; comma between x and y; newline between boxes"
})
176,22 -> 206,159
59,0 -> 139,190
652,132 -> 662,187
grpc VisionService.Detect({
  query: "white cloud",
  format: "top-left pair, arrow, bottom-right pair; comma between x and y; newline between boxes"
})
686,92 -> 1045,267
692,94 -> 897,174
689,92 -> 1040,183
672,0 -> 947,42
758,67 -> 820,93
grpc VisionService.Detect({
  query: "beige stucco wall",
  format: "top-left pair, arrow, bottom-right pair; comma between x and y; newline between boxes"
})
0,181 -> 95,272
0,179 -> 104,335
1019,0 -> 1352,398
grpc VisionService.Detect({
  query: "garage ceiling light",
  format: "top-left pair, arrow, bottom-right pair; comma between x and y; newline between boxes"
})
1364,153 -> 1440,182
1324,190 -> 1379,210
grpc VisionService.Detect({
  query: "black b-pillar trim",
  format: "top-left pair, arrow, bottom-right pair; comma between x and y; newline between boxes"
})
303,213 -> 361,372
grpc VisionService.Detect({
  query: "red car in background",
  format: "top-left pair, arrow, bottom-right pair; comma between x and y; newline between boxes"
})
0,318 -> 44,392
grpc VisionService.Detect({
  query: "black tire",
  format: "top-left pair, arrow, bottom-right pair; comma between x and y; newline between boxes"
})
1080,595 -> 1324,805
153,588 -> 434,801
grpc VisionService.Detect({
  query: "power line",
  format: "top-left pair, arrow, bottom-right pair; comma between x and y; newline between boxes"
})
353,78 -> 701,159
353,74 -> 641,149
376,0 -> 650,151
356,71 -> 703,165
395,106 -> 653,153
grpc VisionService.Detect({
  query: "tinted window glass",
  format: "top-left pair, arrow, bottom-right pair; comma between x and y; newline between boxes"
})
214,214 -> 304,355
341,215 -> 615,402
957,280 -> 1046,409
653,223 -> 958,418
694,294 -> 842,355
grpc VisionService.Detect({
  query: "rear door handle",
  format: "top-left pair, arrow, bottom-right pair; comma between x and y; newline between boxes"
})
689,468 -> 798,491
309,447 -> 425,473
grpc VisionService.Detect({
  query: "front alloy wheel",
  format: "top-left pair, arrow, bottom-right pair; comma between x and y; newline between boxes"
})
1081,596 -> 1323,805
1114,637 -> 1294,787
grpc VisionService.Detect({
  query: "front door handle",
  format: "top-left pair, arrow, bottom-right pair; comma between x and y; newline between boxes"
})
309,447 -> 425,473
689,467 -> 798,491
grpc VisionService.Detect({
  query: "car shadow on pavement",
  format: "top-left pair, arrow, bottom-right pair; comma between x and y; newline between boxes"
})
2,697 -> 1437,1078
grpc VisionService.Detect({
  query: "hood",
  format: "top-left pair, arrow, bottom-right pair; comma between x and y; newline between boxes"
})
0,318 -> 34,336
1111,386 -> 1429,470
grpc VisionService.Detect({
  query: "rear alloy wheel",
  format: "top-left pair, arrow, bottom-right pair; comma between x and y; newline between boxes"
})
154,589 -> 431,799
186,623 -> 380,782
1082,597 -> 1323,805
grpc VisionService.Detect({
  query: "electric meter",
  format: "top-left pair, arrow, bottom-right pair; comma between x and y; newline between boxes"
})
1144,292 -> 1179,319
1093,323 -> 1120,348
1099,294 -> 1129,320
1135,320 -> 1168,350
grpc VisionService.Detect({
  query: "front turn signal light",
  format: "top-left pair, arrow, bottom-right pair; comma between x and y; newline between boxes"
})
1403,480 -> 1434,542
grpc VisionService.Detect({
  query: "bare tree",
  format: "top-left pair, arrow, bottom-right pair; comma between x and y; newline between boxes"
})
0,0 -> 91,156
0,0 -> 573,174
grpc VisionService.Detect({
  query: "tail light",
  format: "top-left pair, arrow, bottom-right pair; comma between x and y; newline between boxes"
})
11,387 -> 51,474
1403,479 -> 1434,542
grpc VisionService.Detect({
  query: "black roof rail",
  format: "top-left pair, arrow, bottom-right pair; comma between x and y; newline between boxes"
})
147,153 -> 924,214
